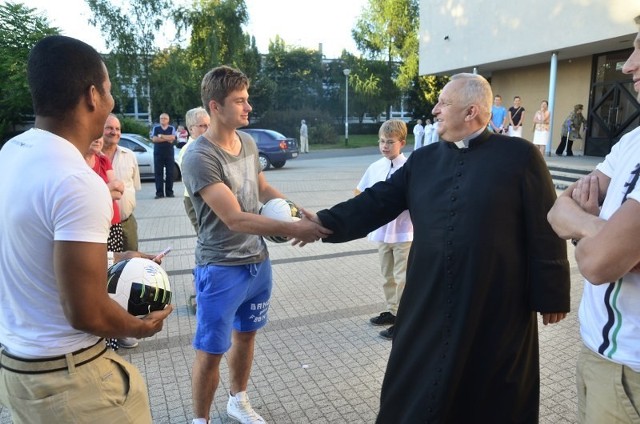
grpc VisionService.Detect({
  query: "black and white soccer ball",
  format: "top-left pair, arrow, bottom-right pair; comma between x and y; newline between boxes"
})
107,257 -> 172,317
259,198 -> 302,243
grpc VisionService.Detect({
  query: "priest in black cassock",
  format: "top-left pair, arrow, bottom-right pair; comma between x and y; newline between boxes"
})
312,73 -> 571,423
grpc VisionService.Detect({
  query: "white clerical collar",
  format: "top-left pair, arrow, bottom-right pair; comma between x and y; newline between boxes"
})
454,127 -> 485,149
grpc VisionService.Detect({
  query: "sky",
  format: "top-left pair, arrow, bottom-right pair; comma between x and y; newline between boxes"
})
22,0 -> 368,59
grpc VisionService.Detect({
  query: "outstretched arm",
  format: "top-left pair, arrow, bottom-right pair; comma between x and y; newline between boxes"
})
198,178 -> 331,245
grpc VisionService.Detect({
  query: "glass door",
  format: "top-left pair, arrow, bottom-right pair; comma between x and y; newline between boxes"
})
586,48 -> 640,156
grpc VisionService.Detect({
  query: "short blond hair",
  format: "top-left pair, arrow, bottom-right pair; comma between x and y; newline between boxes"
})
378,119 -> 407,141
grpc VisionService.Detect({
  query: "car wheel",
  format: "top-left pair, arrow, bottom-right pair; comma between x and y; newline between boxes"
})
272,160 -> 286,169
259,154 -> 271,171
173,163 -> 181,181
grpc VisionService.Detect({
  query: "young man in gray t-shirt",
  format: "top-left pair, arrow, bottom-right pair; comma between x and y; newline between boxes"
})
182,65 -> 330,424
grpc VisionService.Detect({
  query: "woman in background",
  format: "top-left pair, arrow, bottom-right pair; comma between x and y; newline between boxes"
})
85,137 -> 125,252
532,100 -> 550,155
556,104 -> 586,156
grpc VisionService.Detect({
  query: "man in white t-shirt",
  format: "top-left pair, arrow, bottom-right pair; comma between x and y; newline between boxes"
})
357,119 -> 413,340
0,36 -> 172,424
548,18 -> 640,422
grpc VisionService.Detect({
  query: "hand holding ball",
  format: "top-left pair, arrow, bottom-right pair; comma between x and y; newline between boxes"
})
107,257 -> 172,316
259,198 -> 302,243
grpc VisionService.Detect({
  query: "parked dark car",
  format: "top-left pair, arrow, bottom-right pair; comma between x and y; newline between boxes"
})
118,133 -> 181,181
240,128 -> 298,171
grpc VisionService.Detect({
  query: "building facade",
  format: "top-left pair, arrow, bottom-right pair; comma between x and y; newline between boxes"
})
418,0 -> 639,156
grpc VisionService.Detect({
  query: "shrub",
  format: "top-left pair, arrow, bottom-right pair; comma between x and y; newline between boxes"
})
249,109 -> 339,145
119,116 -> 152,138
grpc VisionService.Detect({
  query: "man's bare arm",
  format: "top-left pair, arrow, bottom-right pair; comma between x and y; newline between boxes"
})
54,241 -> 172,338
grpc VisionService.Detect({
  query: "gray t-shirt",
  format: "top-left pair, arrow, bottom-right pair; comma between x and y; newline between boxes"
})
182,131 -> 267,265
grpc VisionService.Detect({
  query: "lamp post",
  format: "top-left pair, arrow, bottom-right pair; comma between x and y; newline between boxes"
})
343,68 -> 351,146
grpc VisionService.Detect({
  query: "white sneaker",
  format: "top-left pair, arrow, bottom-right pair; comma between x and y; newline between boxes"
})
227,391 -> 266,424
117,338 -> 139,348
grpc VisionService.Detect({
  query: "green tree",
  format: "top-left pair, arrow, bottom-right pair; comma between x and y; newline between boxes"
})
325,54 -> 396,124
149,46 -> 200,124
0,2 -> 58,141
174,0 -> 250,75
352,0 -> 418,115
172,0 -> 263,119
408,74 -> 449,121
353,58 -> 398,121
262,38 -> 324,113
86,0 -> 172,123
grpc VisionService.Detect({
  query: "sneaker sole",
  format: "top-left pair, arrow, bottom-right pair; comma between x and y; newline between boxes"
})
226,412 -> 241,423
227,411 -> 264,424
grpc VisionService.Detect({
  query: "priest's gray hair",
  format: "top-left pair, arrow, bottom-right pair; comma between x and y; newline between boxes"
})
450,73 -> 493,124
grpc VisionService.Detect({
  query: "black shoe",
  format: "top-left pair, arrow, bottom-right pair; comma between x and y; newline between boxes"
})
154,195 -> 164,199
379,325 -> 395,340
370,311 -> 396,326
566,152 -> 574,157
167,193 -> 175,198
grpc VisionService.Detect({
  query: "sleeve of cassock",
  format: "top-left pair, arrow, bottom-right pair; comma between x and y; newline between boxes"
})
317,170 -> 409,243
522,148 -> 571,313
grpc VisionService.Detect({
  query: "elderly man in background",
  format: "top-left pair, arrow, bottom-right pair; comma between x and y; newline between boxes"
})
101,113 -> 141,252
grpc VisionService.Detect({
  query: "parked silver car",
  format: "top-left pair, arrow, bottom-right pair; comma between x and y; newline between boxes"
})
118,133 -> 181,181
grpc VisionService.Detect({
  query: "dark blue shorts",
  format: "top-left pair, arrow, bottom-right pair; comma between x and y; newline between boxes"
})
193,260 -> 272,354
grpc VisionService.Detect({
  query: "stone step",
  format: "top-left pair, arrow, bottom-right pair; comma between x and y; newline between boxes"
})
547,165 -> 593,190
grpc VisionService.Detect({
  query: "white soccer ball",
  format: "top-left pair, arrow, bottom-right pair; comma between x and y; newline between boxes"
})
107,257 -> 172,316
259,198 -> 302,243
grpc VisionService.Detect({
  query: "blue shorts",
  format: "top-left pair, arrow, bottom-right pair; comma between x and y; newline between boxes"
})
193,260 -> 272,354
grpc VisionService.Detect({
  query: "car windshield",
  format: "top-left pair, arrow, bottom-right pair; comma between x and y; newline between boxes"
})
246,129 -> 287,139
125,133 -> 154,148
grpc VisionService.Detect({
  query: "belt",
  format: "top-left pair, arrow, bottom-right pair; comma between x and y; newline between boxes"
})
0,339 -> 107,375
